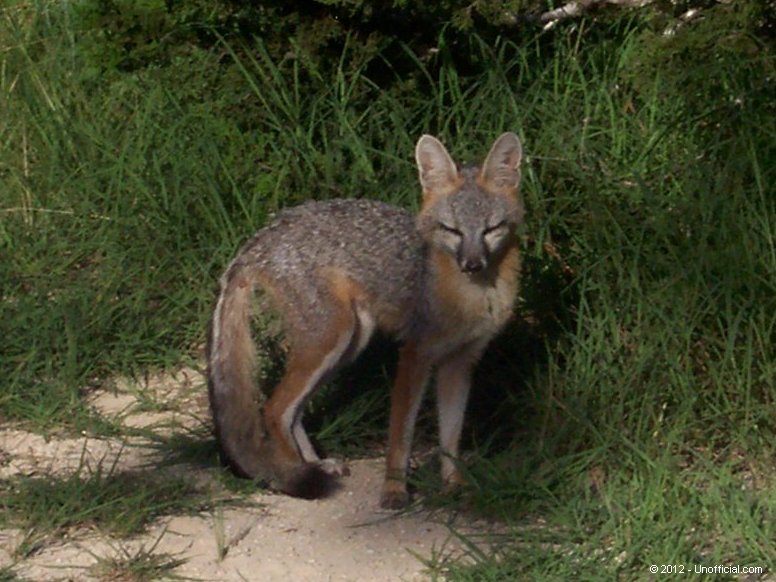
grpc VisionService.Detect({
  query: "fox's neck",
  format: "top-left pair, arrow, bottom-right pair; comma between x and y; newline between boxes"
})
425,242 -> 520,315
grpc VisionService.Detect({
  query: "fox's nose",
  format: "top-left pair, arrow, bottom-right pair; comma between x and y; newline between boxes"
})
460,258 -> 486,274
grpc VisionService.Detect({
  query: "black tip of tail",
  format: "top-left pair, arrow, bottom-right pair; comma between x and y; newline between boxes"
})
283,463 -> 341,500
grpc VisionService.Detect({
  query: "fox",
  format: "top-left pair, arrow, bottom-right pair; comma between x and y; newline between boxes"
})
207,132 -> 524,509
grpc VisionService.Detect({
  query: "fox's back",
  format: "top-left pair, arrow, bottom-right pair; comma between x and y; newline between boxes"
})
235,199 -> 425,337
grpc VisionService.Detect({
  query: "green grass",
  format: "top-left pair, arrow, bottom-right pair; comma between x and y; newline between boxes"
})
0,457 -> 216,558
1,0 -> 774,579
87,533 -> 189,582
0,567 -> 27,582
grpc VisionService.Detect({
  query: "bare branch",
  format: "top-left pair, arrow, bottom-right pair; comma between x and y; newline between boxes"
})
537,0 -> 654,30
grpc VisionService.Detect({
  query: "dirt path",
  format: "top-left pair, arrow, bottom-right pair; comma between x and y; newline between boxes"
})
0,368 -> 493,581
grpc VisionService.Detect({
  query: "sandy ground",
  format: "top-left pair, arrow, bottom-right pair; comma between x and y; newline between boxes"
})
0,367 -> 497,581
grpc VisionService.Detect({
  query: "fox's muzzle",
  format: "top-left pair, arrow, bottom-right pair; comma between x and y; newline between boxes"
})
457,240 -> 488,274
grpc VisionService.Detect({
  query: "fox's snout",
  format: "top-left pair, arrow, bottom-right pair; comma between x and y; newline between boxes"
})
456,235 -> 489,274
458,252 -> 487,274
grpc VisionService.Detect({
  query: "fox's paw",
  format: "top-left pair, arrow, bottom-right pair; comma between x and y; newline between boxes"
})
379,490 -> 410,510
379,480 -> 410,510
441,469 -> 467,493
283,462 -> 342,500
318,458 -> 350,478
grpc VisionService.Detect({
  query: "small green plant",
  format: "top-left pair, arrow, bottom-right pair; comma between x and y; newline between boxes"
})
88,531 -> 189,582
212,505 -> 228,562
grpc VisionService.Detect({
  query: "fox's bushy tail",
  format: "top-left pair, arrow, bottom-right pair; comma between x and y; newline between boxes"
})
207,261 -> 270,479
207,261 -> 335,498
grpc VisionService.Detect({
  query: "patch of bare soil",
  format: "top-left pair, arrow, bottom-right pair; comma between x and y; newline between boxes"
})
0,367 -> 497,581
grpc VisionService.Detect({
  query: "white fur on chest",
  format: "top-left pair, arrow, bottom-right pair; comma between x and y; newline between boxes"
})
425,266 -> 518,358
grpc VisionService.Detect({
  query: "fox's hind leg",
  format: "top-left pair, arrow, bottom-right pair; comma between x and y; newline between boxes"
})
263,271 -> 374,496
292,414 -> 349,477
291,301 -> 376,478
262,319 -> 353,496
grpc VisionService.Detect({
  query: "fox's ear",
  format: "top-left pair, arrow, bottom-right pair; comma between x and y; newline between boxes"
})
415,135 -> 460,195
480,132 -> 522,194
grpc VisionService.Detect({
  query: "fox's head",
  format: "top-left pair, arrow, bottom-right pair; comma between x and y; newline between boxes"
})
415,132 -> 524,275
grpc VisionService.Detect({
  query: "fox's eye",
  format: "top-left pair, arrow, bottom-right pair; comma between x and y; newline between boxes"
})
484,221 -> 507,235
483,221 -> 510,251
438,223 -> 462,237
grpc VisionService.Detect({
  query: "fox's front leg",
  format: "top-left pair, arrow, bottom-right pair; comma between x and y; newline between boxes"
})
435,343 -> 484,490
381,343 -> 432,509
